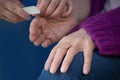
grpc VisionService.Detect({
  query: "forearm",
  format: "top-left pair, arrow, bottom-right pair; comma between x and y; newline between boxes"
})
81,7 -> 120,55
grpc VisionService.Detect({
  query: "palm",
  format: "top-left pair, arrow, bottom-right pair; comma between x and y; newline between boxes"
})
29,15 -> 77,47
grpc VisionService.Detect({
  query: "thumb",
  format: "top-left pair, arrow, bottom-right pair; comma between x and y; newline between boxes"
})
61,0 -> 73,18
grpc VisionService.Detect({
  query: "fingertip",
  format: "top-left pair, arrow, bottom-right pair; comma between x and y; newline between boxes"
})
60,66 -> 67,73
50,67 -> 56,74
83,66 -> 89,75
34,42 -> 40,47
41,42 -> 48,48
44,64 -> 49,71
41,39 -> 52,48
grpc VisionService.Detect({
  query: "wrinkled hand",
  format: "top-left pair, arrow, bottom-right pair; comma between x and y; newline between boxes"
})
37,0 -> 73,18
29,15 -> 77,47
44,28 -> 95,74
29,0 -> 91,48
0,0 -> 31,23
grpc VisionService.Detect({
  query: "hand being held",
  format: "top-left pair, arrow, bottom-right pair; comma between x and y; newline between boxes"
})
37,0 -> 73,18
29,14 -> 77,47
44,28 -> 95,74
0,0 -> 31,23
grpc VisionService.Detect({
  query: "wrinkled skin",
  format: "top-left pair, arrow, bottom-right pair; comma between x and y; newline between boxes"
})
0,0 -> 31,23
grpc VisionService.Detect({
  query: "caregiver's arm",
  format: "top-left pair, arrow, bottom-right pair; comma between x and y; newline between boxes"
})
0,0 -> 31,23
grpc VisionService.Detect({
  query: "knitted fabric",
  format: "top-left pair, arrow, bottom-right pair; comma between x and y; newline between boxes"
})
80,1 -> 120,55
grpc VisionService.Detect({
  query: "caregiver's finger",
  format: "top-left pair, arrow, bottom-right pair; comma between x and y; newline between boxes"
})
61,47 -> 79,73
50,47 -> 67,74
11,0 -> 24,7
83,46 -> 93,75
4,0 -> 31,20
44,0 -> 60,17
50,0 -> 67,18
37,0 -> 51,16
61,0 -> 73,18
3,10 -> 23,23
0,15 -> 20,23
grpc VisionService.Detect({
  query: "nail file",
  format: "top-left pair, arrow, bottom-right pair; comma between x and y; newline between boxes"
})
23,6 -> 40,15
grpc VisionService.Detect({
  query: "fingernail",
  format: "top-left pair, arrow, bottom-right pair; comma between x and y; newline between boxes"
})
44,64 -> 49,71
50,67 -> 55,74
83,68 -> 88,75
26,16 -> 31,20
41,43 -> 47,48
60,66 -> 65,73
39,11 -> 43,17
44,66 -> 49,71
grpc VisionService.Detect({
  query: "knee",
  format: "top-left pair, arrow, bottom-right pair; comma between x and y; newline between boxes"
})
37,69 -> 79,80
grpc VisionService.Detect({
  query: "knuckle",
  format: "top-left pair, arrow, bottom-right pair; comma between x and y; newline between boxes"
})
51,12 -> 60,18
66,52 -> 74,58
14,7 -> 19,13
45,10 -> 52,16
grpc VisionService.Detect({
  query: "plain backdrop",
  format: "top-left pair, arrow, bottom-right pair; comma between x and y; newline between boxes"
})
0,0 -> 55,80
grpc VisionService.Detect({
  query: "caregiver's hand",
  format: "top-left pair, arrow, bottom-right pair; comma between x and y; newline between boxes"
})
0,0 -> 31,23
37,0 -> 73,18
44,28 -> 95,74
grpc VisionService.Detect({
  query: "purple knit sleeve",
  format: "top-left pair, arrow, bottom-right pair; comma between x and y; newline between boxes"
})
80,7 -> 120,56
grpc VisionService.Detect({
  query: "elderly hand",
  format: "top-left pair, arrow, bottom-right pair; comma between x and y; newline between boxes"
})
44,28 -> 95,74
37,0 -> 73,18
0,0 -> 31,23
29,14 -> 77,47
29,0 -> 90,47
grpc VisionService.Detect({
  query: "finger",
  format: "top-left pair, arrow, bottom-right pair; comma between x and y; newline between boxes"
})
11,0 -> 24,7
50,46 -> 68,74
61,47 -> 79,73
0,15 -> 18,23
41,31 -> 58,47
44,47 -> 57,71
62,0 -> 73,18
33,34 -> 46,46
2,9 -> 23,23
44,0 -> 60,17
41,39 -> 52,48
29,18 -> 41,36
83,46 -> 93,75
29,33 -> 41,42
4,0 -> 31,20
37,0 -> 51,16
29,18 -> 42,42
50,0 -> 67,18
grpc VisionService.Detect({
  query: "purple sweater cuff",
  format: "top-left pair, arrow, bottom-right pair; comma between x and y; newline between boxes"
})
81,7 -> 120,56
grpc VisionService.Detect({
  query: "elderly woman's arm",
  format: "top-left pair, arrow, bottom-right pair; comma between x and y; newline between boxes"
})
81,7 -> 120,55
